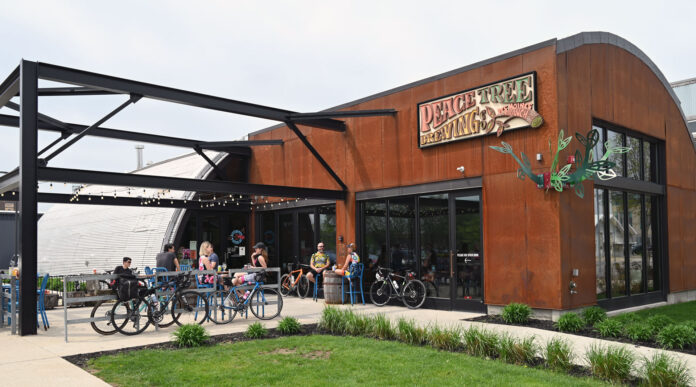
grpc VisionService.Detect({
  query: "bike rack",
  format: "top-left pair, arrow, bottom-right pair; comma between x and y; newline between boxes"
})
0,274 -> 18,334
62,273 -> 119,342
207,267 -> 282,321
151,269 -> 216,330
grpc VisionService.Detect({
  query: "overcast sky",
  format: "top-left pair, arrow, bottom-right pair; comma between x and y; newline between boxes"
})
1,0 -> 695,181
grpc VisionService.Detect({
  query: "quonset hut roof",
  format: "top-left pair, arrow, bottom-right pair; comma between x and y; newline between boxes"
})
38,150 -> 223,275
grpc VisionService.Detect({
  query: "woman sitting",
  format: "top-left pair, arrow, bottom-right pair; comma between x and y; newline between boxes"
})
231,242 -> 268,297
334,243 -> 360,277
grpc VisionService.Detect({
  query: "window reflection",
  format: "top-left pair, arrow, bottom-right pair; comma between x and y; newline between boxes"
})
594,189 -> 606,299
627,193 -> 643,294
609,191 -> 626,297
319,205 -> 337,263
388,198 -> 416,273
627,137 -> 641,180
607,130 -> 625,177
419,194 -> 448,299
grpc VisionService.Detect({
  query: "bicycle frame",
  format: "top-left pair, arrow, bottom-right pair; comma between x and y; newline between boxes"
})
282,265 -> 305,292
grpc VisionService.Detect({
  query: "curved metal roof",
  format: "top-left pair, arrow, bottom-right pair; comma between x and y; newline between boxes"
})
37,151 -> 223,275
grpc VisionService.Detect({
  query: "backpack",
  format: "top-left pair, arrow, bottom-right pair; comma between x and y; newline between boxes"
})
116,273 -> 140,301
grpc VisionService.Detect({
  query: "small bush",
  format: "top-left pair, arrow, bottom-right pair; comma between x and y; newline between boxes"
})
277,317 -> 302,335
462,326 -> 499,358
594,319 -> 623,338
656,324 -> 696,349
585,344 -> 635,383
372,314 -> 396,340
245,322 -> 268,339
171,324 -> 209,348
501,303 -> 532,324
544,337 -> 574,372
426,325 -> 462,351
613,312 -> 641,325
498,334 -> 538,365
682,320 -> 696,332
646,315 -> 675,333
556,313 -> 584,333
345,312 -> 373,336
397,318 -> 427,346
623,322 -> 654,342
319,306 -> 347,334
581,306 -> 607,326
641,352 -> 693,387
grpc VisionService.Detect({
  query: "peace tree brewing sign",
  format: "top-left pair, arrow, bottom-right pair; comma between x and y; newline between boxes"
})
418,72 -> 543,148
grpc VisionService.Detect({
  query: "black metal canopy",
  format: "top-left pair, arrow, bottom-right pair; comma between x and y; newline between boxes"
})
0,60 -> 397,335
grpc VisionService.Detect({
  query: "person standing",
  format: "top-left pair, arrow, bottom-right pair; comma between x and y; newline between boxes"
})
155,243 -> 180,272
306,241 -> 329,285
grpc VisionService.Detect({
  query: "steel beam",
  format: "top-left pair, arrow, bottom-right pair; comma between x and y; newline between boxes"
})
19,60 -> 38,336
37,62 -> 345,131
286,122 -> 347,191
0,66 -> 20,109
37,167 -> 345,200
34,192 -> 250,211
194,145 -> 225,180
42,94 -> 142,164
197,139 -> 283,148
0,169 -> 19,194
287,109 -> 397,120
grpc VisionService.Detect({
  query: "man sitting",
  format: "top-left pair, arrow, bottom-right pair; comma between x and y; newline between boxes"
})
306,242 -> 329,286
155,243 -> 180,272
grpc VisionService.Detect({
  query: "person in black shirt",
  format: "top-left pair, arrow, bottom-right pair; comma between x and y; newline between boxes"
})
155,243 -> 179,272
114,257 -> 134,276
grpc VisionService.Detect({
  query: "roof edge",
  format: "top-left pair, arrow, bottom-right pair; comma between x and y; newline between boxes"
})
248,37 -> 558,137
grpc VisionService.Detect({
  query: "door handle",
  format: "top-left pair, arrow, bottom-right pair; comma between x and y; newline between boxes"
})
449,250 -> 454,277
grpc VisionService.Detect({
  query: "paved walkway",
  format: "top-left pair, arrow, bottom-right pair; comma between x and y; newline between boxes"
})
1,298 -> 695,386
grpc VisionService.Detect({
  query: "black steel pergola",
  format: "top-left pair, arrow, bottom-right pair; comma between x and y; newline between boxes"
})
0,60 -> 395,335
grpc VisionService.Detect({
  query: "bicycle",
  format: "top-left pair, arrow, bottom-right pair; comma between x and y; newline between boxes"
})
110,272 -> 208,335
89,270 -> 118,335
369,266 -> 427,309
279,263 -> 310,298
207,271 -> 283,324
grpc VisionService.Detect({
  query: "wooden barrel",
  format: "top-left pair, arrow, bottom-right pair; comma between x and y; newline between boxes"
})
323,272 -> 343,304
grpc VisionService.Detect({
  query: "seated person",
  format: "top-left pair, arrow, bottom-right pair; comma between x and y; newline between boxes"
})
306,242 -> 329,285
114,256 -> 134,276
231,242 -> 268,298
334,243 -> 360,277
155,243 -> 180,272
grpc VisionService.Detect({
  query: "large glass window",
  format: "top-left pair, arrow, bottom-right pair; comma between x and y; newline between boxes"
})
363,201 -> 387,272
318,205 -> 336,262
607,130 -> 625,177
419,194 -> 449,298
594,188 -> 606,299
627,193 -> 643,294
388,198 -> 416,272
627,136 -> 642,180
609,191 -> 626,297
646,195 -> 660,291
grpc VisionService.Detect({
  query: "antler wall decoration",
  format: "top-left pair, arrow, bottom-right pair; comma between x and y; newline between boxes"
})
489,128 -> 630,198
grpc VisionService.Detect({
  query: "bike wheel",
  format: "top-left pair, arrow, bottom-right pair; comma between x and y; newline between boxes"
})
90,301 -> 118,335
249,288 -> 282,320
279,274 -> 293,297
171,290 -> 209,326
111,298 -> 150,335
370,280 -> 391,306
207,290 -> 237,324
297,275 -> 310,299
402,280 -> 427,309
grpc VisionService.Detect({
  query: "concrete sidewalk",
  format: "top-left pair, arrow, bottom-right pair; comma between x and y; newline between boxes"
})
1,298 -> 695,385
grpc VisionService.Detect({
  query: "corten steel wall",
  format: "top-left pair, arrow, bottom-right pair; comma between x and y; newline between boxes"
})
556,44 -> 696,308
248,44 -> 565,309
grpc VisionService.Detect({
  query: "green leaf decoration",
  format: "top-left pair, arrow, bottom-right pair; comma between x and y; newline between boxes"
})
575,132 -> 588,147
558,164 -> 572,177
586,130 -> 600,149
489,145 -> 511,154
574,182 -> 585,198
517,168 -> 526,180
521,152 -> 531,169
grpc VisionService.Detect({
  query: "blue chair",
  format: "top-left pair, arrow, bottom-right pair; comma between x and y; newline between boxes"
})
179,264 -> 191,271
312,272 -> 323,302
144,267 -> 154,287
153,267 -> 169,286
195,270 -> 215,321
341,263 -> 365,305
37,273 -> 49,330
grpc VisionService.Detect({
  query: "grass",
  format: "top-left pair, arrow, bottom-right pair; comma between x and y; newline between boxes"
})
610,301 -> 696,324
88,335 -> 610,386
641,352 -> 693,387
585,344 -> 634,383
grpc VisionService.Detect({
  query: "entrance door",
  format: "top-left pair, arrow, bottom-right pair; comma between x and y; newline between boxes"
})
451,192 -> 484,311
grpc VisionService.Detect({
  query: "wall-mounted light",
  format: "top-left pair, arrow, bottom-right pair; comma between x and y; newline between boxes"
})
536,153 -> 543,161
456,166 -> 465,174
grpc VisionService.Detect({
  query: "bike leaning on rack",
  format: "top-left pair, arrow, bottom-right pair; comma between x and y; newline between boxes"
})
208,270 -> 282,324
110,272 -> 209,335
369,266 -> 427,309
279,263 -> 310,298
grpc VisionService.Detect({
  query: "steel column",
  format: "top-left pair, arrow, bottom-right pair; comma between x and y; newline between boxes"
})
286,122 -> 347,191
18,60 -> 38,336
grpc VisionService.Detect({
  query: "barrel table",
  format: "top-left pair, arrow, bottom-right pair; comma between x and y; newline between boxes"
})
323,271 -> 343,304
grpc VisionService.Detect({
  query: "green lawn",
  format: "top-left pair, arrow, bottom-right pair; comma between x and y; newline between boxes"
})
611,301 -> 696,323
89,335 -> 609,386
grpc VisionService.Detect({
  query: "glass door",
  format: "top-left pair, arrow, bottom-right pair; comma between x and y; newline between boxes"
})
451,192 -> 483,310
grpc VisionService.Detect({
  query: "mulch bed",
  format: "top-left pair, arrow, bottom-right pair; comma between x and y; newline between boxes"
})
465,315 -> 696,356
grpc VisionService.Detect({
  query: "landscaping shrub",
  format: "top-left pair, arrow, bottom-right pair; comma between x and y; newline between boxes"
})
319,306 -> 347,334
497,334 -> 538,366
585,344 -> 635,383
682,320 -> 696,332
397,318 -> 427,346
277,317 -> 302,335
641,352 -> 693,387
171,324 -> 209,348
594,319 -> 623,338
613,312 -> 641,325
623,322 -> 654,342
544,337 -> 574,372
462,326 -> 499,358
245,322 -> 268,339
345,312 -> 373,336
646,315 -> 675,333
581,306 -> 607,326
656,324 -> 696,349
426,325 -> 462,351
372,314 -> 396,340
555,313 -> 584,333
501,303 -> 532,324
